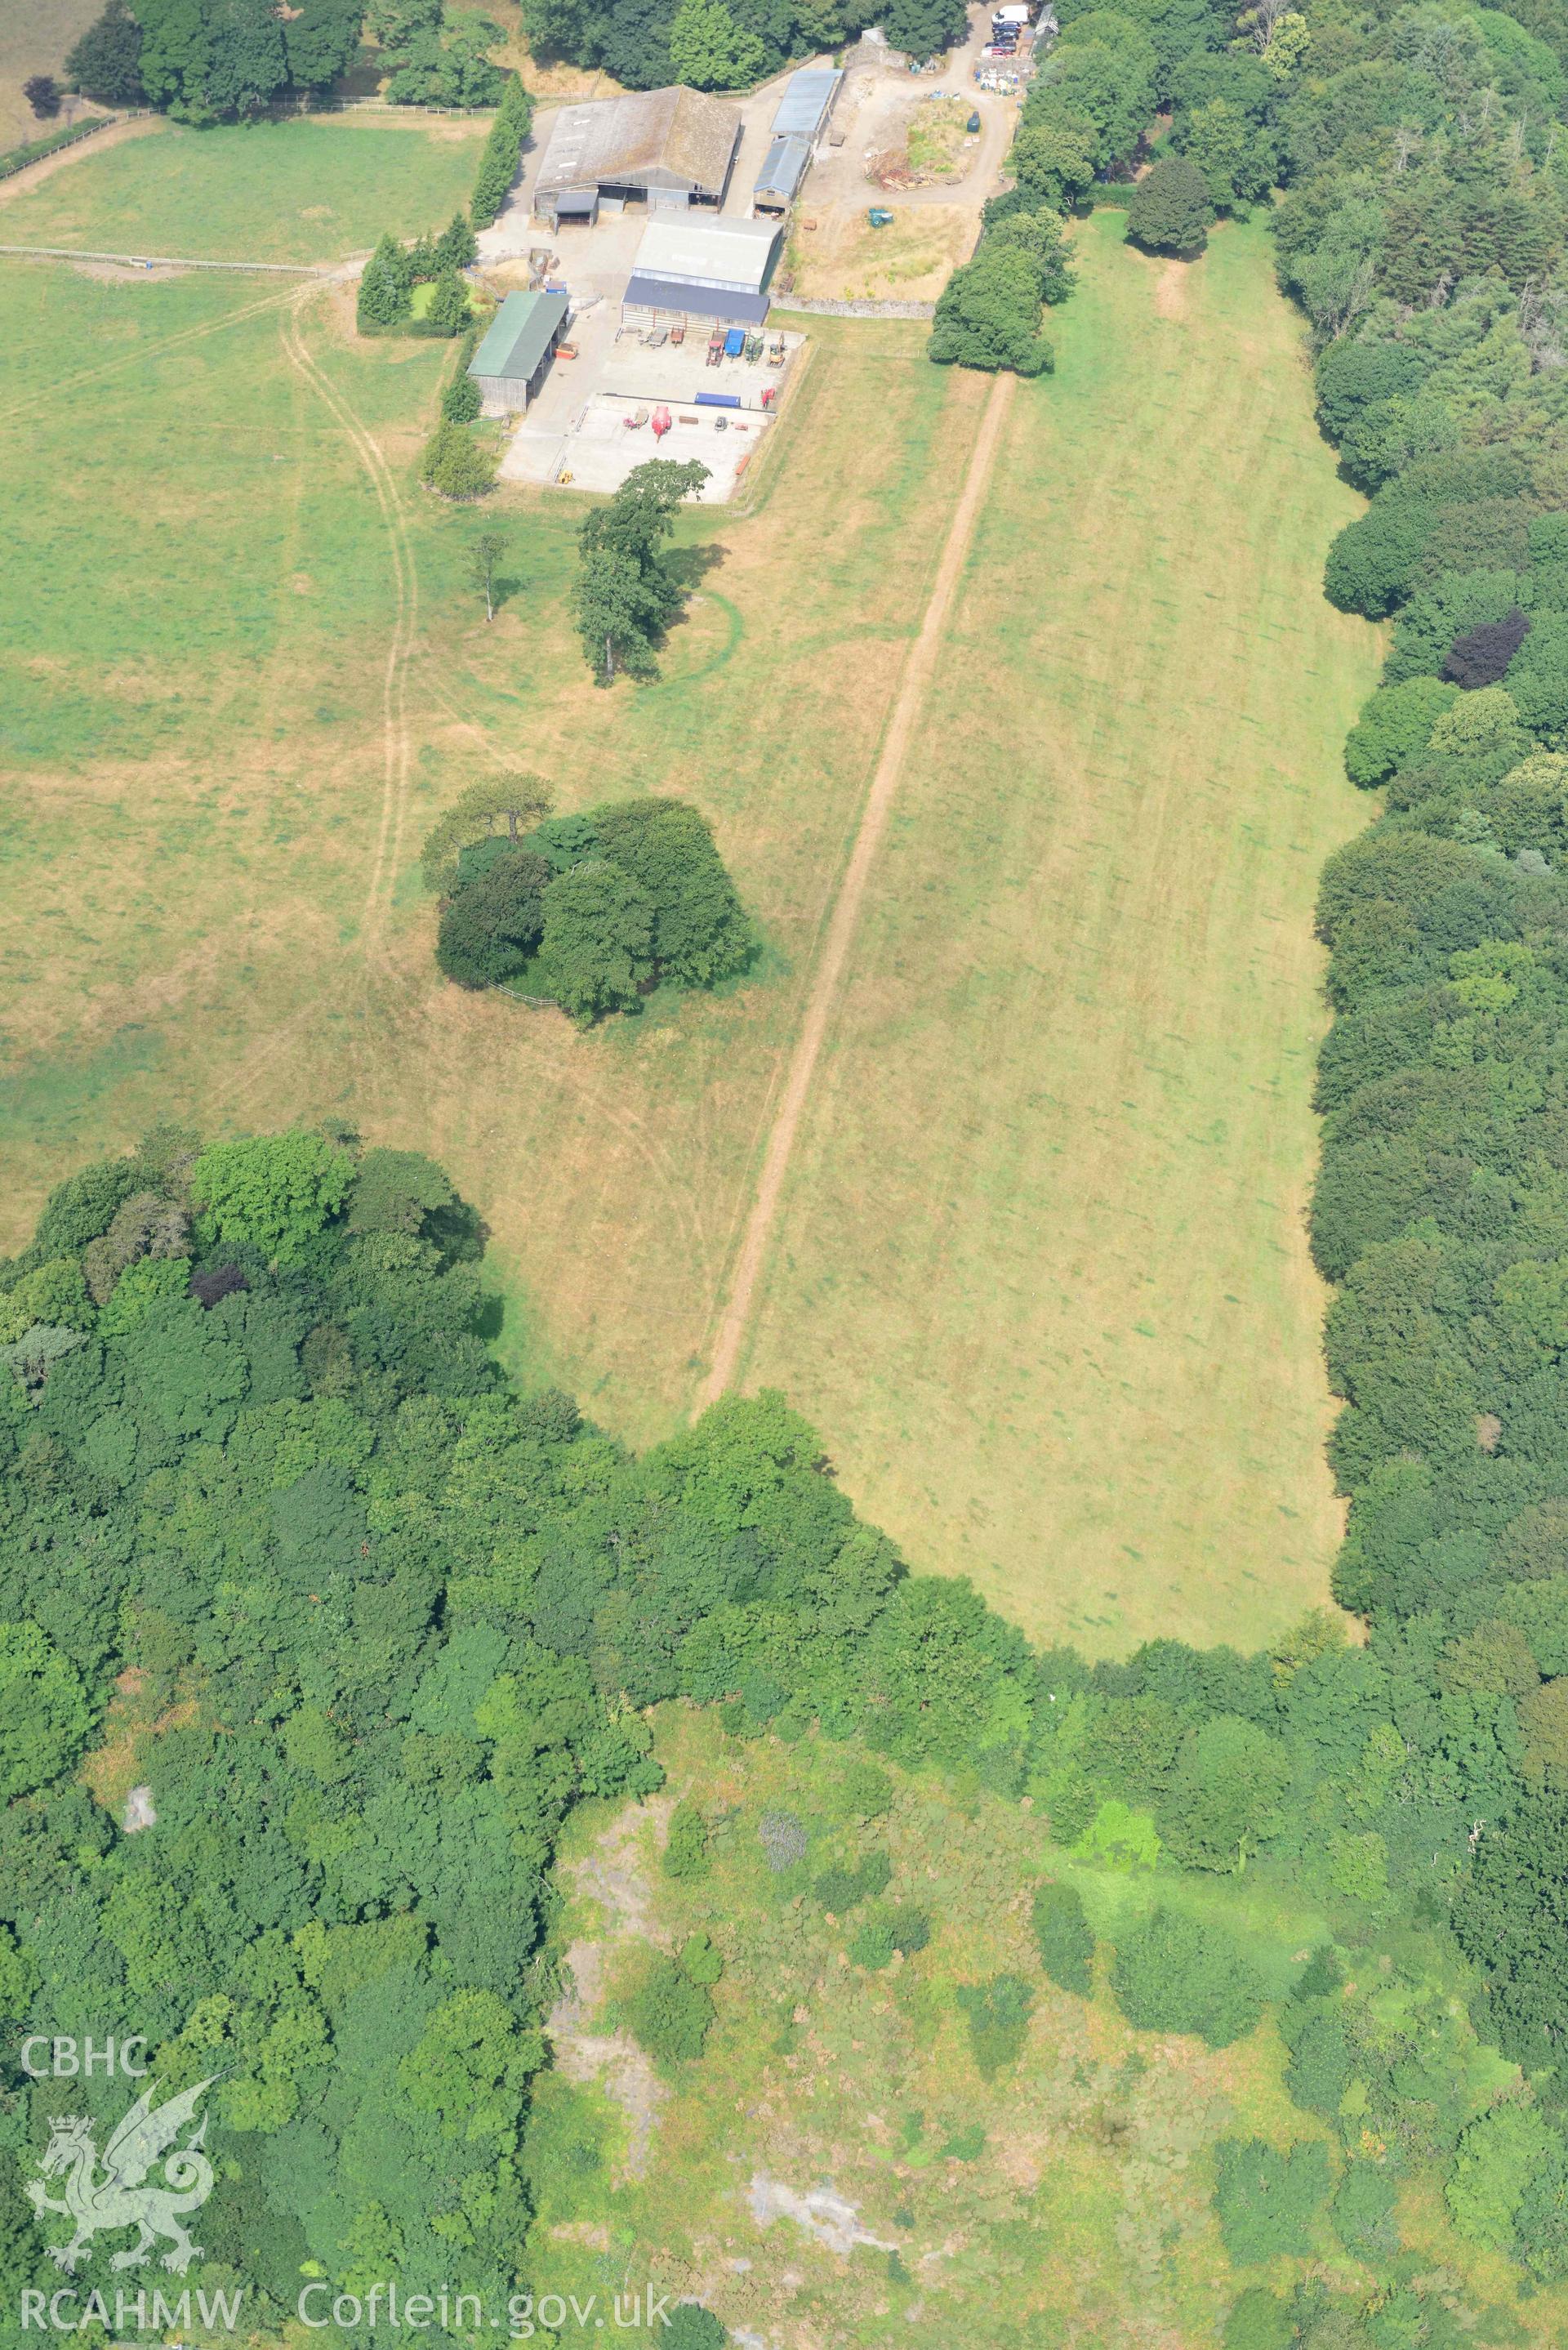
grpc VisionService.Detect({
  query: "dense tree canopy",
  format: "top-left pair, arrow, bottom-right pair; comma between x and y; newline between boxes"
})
524,0 -> 878,92
65,0 -> 499,120
65,0 -> 145,102
0,1126 -> 1107,2329
423,791 -> 755,1015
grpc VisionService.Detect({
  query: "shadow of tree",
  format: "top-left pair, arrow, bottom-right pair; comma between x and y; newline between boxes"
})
664,542 -> 728,592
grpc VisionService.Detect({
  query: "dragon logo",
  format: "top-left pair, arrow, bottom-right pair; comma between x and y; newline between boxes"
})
25,2077 -> 216,2276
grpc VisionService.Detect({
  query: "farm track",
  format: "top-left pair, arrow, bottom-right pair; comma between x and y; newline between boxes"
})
278,287 -> 418,949
697,367 -> 1018,1406
0,273 -> 300,430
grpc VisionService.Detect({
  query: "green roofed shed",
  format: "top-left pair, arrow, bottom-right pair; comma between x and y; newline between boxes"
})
467,288 -> 571,415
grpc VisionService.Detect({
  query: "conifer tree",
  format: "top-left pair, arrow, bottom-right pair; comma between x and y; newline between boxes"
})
358,231 -> 412,331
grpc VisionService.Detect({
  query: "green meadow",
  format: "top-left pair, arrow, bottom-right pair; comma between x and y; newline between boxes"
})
0,114 -> 486,263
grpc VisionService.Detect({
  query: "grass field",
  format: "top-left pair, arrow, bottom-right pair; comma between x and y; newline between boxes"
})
743,221 -> 1380,1652
0,127 -> 1376,1657
0,115 -> 487,263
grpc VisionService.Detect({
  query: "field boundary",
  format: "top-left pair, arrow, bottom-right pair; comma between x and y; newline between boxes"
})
0,113 -> 130,183
697,367 -> 1018,1407
777,297 -> 938,319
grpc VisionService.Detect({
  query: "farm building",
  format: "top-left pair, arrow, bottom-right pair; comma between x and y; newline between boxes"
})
754,67 -> 843,216
621,216 -> 781,328
466,288 -> 571,415
753,136 -> 810,216
533,87 -> 742,227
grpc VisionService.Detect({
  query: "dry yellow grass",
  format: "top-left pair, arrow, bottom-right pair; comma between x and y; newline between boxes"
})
0,201 -> 982,1449
0,151 -> 1378,1657
0,0 -> 100,151
786,203 -> 978,301
736,218 -> 1383,1652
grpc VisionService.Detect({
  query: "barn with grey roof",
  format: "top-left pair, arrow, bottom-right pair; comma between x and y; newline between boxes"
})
753,66 -> 843,216
533,87 -> 742,226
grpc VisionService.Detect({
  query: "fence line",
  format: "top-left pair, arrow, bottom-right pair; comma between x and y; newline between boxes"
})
0,243 -> 330,274
0,110 -> 153,183
306,97 -> 497,118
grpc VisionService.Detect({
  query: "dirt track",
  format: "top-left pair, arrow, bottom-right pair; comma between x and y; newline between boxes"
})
697,367 -> 1018,1405
278,290 -> 418,948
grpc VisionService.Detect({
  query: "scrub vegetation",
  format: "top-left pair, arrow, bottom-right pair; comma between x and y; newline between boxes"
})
0,1130 -> 1562,2347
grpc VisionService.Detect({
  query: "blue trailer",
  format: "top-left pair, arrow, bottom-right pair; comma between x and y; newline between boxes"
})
723,327 -> 746,357
695,390 -> 742,408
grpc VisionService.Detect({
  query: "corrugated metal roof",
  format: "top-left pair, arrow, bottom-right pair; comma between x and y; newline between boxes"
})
769,66 -> 842,142
630,215 -> 778,293
623,273 -> 770,324
467,288 -> 570,385
754,134 -> 810,203
535,87 -> 740,197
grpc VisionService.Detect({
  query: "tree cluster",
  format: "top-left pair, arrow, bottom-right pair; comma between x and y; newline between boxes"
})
516,0 -> 960,100
371,0 -> 508,107
936,0 -> 1242,374
423,778 -> 757,1019
358,216 -> 478,338
64,0 -> 510,120
470,73 -> 534,229
66,0 -> 363,120
929,209 -> 1076,376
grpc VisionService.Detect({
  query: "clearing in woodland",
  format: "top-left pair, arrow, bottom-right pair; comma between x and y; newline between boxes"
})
530,1707 -> 1336,2349
0,132 -> 1374,1653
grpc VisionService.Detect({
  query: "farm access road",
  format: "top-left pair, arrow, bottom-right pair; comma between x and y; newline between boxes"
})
698,367 -> 1018,1402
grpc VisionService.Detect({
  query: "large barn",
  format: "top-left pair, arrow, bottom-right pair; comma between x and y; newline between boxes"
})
620,216 -> 782,329
533,87 -> 742,227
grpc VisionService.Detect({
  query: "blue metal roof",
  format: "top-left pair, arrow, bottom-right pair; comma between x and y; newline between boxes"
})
623,272 -> 769,323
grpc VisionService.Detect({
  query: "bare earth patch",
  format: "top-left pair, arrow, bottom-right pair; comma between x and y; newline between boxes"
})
546,1796 -> 676,2182
1154,257 -> 1187,318
746,2176 -> 898,2256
